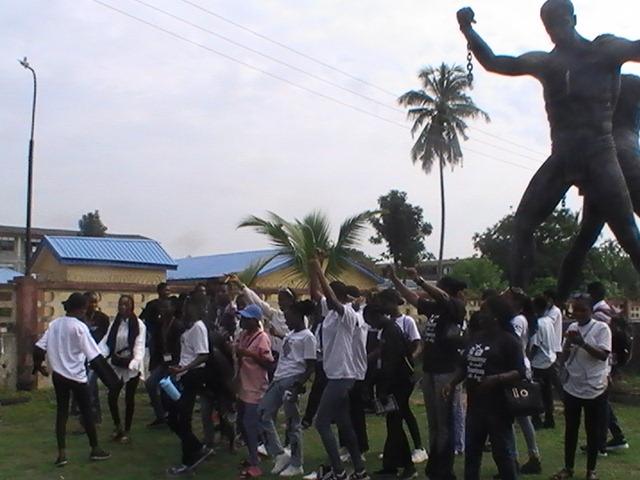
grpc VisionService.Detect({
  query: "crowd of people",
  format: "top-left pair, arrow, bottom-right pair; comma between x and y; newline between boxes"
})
32,256 -> 632,480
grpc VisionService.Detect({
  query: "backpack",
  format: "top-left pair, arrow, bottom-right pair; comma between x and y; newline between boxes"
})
610,315 -> 634,367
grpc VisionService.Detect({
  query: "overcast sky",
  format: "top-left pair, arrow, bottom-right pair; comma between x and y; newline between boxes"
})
2,0 -> 640,261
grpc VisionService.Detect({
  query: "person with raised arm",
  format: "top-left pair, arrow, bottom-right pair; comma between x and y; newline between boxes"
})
386,266 -> 466,480
309,252 -> 369,480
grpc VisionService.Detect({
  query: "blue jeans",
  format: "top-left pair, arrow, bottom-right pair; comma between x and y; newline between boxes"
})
238,401 -> 261,466
259,376 -> 304,467
146,365 -> 168,421
453,384 -> 466,453
315,379 -> 364,474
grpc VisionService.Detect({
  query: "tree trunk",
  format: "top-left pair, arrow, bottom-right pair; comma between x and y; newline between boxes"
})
437,156 -> 446,278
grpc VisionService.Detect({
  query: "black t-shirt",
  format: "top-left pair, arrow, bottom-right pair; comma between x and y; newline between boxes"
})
417,297 -> 466,373
377,322 -> 413,397
85,311 -> 110,343
464,330 -> 525,412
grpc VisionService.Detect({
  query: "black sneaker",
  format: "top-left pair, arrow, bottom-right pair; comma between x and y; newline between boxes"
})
605,438 -> 629,451
520,457 -> 542,475
54,456 -> 68,467
188,446 -> 214,471
90,448 -> 111,461
147,417 -> 167,428
348,469 -> 370,480
318,465 -> 334,480
579,445 -> 608,457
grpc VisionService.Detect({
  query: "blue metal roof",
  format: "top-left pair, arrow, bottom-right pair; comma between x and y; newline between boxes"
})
168,249 -> 288,281
168,248 -> 384,284
0,267 -> 21,284
37,236 -> 177,270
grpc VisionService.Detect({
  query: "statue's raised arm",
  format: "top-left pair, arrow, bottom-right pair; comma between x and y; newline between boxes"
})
457,7 -> 547,77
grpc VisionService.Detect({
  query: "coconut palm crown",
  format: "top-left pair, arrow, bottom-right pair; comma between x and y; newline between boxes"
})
238,210 -> 371,285
398,63 -> 489,275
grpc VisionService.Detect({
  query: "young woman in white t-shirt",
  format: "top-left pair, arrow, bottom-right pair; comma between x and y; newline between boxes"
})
99,295 -> 146,445
258,299 -> 317,477
308,255 -> 369,480
34,293 -> 113,467
552,295 -> 612,480
164,297 -> 213,476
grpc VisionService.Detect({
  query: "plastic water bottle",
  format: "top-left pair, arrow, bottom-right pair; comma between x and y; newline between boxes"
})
159,376 -> 181,401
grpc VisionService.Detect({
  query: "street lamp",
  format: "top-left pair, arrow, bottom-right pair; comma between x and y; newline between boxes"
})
19,57 -> 37,275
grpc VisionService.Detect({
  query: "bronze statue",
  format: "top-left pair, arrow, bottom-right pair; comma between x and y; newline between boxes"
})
457,0 -> 640,288
557,74 -> 640,300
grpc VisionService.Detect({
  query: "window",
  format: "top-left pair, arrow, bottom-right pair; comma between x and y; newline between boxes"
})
0,237 -> 15,252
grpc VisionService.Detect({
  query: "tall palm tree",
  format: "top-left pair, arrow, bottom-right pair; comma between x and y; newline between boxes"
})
238,210 -> 371,285
398,63 -> 489,276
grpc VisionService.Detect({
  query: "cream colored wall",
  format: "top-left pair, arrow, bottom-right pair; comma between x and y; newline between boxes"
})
31,250 -> 67,282
65,265 -> 164,286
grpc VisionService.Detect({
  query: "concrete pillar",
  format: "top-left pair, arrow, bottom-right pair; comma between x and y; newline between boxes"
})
14,276 -> 38,390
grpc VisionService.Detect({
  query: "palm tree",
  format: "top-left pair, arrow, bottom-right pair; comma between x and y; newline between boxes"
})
398,63 -> 489,276
237,210 -> 371,285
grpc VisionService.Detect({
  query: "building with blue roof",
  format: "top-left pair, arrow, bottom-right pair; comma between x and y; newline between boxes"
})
0,267 -> 21,284
169,248 -> 384,291
31,236 -> 176,286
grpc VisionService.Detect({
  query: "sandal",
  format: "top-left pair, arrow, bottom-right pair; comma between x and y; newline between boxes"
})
240,466 -> 263,478
550,468 -> 574,480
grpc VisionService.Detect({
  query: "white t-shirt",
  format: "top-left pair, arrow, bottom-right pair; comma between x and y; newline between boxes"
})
563,319 -> 612,399
273,329 -> 317,381
179,320 -> 209,370
592,300 -> 614,324
321,298 -> 368,380
530,315 -> 557,369
545,304 -> 564,353
395,314 -> 421,342
36,316 -> 101,383
511,314 -> 531,373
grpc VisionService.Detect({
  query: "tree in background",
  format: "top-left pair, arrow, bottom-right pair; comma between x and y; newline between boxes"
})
474,208 -> 640,298
370,190 -> 433,267
78,210 -> 107,237
238,210 -> 371,285
473,208 -> 581,283
450,256 -> 506,293
398,63 -> 489,276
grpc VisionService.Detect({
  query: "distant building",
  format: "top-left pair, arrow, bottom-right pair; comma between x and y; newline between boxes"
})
0,224 -> 146,273
169,249 -> 385,293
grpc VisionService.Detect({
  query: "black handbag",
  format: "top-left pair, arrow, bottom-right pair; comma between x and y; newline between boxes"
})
503,380 -> 544,417
111,347 -> 133,368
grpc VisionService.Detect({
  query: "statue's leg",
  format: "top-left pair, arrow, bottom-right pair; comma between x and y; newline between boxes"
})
511,156 -> 570,288
557,201 -> 605,302
589,147 -> 640,272
618,148 -> 640,216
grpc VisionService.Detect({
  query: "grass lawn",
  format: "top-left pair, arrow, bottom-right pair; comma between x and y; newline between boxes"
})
1,388 -> 639,480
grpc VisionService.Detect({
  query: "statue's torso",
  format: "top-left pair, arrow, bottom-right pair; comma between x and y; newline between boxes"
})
539,39 -> 620,147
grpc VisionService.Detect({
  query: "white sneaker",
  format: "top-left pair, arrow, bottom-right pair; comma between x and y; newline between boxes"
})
272,453 -> 292,475
258,444 -> 268,457
280,465 -> 304,477
411,448 -> 428,464
284,446 -> 292,457
303,471 -> 318,480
